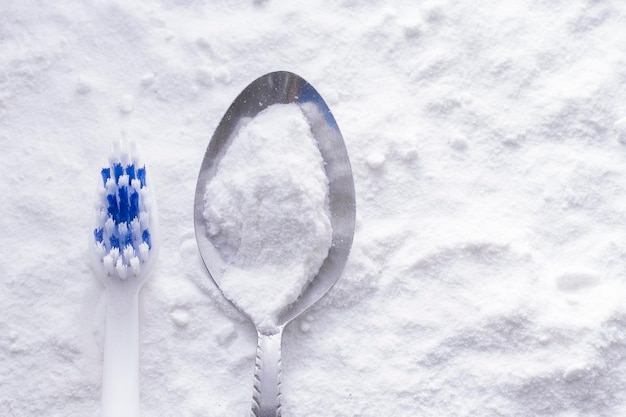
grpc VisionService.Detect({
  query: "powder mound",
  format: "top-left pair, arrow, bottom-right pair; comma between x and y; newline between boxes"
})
203,103 -> 332,331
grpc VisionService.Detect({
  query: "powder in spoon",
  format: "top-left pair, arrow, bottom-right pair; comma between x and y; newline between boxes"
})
202,103 -> 332,331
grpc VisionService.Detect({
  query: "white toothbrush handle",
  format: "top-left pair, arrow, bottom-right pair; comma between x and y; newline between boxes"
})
102,286 -> 141,417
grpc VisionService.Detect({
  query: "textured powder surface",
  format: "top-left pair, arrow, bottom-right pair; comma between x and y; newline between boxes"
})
202,103 -> 331,331
3,1 -> 626,417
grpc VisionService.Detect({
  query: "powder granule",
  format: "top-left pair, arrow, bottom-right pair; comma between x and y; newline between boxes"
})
202,103 -> 332,331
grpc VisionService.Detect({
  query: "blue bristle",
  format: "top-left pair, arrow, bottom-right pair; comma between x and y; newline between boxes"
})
124,232 -> 133,247
142,229 -> 151,249
137,167 -> 146,188
107,194 -> 119,222
118,186 -> 129,224
129,191 -> 139,219
101,168 -> 111,187
126,164 -> 136,182
110,235 -> 120,249
94,228 -> 104,243
113,163 -> 124,184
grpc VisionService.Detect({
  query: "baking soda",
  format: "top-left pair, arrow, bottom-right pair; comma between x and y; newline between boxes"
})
202,103 -> 332,331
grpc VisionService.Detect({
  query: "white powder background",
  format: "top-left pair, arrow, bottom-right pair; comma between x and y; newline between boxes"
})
2,1 -> 626,416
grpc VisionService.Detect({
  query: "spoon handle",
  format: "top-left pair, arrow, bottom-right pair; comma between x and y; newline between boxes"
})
251,329 -> 283,417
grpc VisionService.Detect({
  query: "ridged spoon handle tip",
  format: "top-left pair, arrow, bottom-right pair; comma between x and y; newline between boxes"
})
251,329 -> 283,417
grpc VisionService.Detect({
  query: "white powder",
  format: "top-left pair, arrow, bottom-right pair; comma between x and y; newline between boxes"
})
5,2 -> 626,417
202,103 -> 332,331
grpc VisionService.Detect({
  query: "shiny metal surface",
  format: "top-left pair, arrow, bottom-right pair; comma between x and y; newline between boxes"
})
193,71 -> 356,417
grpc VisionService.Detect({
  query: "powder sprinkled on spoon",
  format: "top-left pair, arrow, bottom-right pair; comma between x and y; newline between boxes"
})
202,103 -> 332,331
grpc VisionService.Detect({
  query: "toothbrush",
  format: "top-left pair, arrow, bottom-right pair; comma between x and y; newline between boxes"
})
90,141 -> 158,417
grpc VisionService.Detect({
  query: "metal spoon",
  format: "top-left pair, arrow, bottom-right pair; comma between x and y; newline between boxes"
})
193,71 -> 356,417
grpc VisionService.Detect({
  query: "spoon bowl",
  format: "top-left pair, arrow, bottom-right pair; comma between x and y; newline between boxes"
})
194,71 -> 355,417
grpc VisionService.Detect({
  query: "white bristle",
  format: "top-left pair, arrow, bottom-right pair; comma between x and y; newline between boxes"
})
118,174 -> 130,187
115,258 -> 127,280
139,242 -> 149,262
140,187 -> 151,202
129,257 -> 140,276
111,141 -> 122,163
123,244 -> 135,263
109,247 -> 120,264
131,179 -> 141,190
95,242 -> 106,258
103,254 -> 115,276
130,218 -> 141,236
130,141 -> 141,166
98,209 -> 108,225
119,143 -> 131,166
105,218 -> 115,234
118,222 -> 129,236
106,178 -> 116,194
139,212 -> 149,230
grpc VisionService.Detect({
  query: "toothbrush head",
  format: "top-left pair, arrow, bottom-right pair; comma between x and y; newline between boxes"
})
91,141 -> 158,282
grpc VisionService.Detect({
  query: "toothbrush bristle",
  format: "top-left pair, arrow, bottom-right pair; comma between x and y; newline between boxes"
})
137,167 -> 147,187
101,168 -> 111,186
93,146 -> 155,280
142,229 -> 152,249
